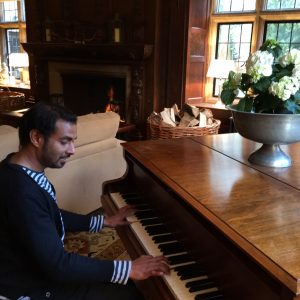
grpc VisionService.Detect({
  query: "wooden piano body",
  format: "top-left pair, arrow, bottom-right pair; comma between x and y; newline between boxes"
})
102,133 -> 300,300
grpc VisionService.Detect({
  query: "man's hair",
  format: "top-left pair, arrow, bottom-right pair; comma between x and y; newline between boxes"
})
19,102 -> 77,147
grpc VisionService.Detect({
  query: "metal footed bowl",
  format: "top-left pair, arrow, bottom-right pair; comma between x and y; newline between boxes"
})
228,105 -> 300,168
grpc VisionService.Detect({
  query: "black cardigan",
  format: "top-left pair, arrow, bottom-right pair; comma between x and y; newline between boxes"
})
0,156 -> 114,299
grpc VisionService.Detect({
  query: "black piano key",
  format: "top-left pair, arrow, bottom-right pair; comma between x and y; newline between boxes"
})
124,197 -> 146,205
195,291 -> 223,300
152,233 -> 176,243
175,264 -> 206,280
158,241 -> 185,255
145,224 -> 170,236
168,253 -> 194,266
188,280 -> 216,292
174,263 -> 199,273
120,192 -> 139,197
186,278 -> 211,288
133,203 -> 150,210
140,218 -> 162,226
135,210 -> 156,219
181,270 -> 207,280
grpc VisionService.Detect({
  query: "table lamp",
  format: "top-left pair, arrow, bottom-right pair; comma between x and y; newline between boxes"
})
8,52 -> 29,84
207,59 -> 236,102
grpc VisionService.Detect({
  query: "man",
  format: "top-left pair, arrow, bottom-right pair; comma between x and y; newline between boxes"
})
0,102 -> 169,300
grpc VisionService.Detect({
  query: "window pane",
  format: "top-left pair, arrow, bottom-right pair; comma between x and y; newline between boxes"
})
241,24 -> 252,42
266,0 -> 281,9
244,1 -> 256,10
293,43 -> 300,49
266,0 -> 300,9
281,43 -> 290,53
2,1 -> 18,22
277,23 -> 292,43
231,0 -> 243,12
217,0 -> 231,12
228,43 -> 240,60
217,44 -> 229,60
229,24 -> 241,43
239,43 -> 251,63
292,23 -> 300,42
219,25 -> 229,43
7,29 -> 20,53
21,0 -> 26,22
265,23 -> 278,40
216,0 -> 256,13
265,22 -> 300,52
282,0 -> 296,9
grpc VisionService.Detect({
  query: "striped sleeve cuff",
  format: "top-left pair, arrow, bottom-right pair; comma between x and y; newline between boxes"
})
111,260 -> 132,285
89,215 -> 104,233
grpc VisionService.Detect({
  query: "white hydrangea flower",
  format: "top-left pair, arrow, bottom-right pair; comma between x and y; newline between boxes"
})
292,64 -> 300,79
246,50 -> 274,83
279,49 -> 300,67
269,76 -> 300,101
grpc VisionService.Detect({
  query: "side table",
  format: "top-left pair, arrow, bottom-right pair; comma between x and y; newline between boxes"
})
0,108 -> 29,127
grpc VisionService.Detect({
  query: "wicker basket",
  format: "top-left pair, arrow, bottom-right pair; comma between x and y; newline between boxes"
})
147,118 -> 221,139
0,91 -> 25,112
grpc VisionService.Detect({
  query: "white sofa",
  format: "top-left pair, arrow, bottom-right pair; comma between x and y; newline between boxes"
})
0,112 -> 127,214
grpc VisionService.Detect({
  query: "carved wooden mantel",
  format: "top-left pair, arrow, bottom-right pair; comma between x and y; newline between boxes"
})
22,42 -> 153,62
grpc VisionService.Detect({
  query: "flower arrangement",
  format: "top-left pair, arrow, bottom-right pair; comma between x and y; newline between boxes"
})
221,39 -> 300,114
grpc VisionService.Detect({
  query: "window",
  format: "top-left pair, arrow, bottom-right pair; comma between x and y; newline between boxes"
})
206,0 -> 300,100
6,29 -> 20,54
211,23 -> 252,95
0,0 -> 28,86
1,1 -> 18,23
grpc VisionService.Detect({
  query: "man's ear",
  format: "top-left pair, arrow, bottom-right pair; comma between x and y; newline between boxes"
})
29,129 -> 44,148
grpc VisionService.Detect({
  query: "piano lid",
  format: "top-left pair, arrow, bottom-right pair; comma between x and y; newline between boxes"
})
122,134 -> 300,295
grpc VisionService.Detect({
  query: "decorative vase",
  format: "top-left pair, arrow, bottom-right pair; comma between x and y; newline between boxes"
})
228,105 -> 300,168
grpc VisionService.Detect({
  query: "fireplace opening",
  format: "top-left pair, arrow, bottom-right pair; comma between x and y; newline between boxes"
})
61,72 -> 126,118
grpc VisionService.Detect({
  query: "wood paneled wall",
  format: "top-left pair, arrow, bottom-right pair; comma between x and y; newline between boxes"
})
24,0 -> 210,126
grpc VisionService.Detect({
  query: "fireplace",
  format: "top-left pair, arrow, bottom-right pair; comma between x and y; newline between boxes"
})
48,62 -> 131,120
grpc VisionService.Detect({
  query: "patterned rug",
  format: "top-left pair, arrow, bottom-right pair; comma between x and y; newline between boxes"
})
64,228 -> 130,260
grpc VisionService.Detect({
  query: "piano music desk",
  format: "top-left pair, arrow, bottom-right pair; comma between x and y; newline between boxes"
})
102,133 -> 300,300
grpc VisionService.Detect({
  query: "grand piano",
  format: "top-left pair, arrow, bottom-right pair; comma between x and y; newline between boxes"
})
101,133 -> 300,300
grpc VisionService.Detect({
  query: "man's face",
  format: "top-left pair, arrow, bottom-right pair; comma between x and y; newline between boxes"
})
39,119 -> 77,169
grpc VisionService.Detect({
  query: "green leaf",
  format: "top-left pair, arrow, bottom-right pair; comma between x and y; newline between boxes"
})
275,64 -> 294,79
284,100 -> 300,114
253,77 -> 272,93
220,89 -> 235,105
236,97 -> 253,112
254,94 -> 280,113
294,91 -> 300,101
259,39 -> 282,58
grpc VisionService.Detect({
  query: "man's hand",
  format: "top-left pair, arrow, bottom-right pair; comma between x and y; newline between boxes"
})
129,255 -> 170,280
104,205 -> 135,228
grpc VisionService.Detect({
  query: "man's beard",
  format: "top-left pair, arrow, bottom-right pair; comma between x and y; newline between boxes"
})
41,143 -> 70,169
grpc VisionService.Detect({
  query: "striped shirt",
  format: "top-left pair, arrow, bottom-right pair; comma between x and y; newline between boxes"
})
21,167 -> 131,285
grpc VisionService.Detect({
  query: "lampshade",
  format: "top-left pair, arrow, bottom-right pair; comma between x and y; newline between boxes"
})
207,59 -> 236,79
8,52 -> 29,68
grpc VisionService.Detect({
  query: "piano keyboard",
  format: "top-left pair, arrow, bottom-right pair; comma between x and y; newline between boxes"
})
110,192 -> 224,300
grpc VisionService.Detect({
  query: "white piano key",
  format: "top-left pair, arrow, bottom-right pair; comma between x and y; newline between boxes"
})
110,192 -> 221,300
